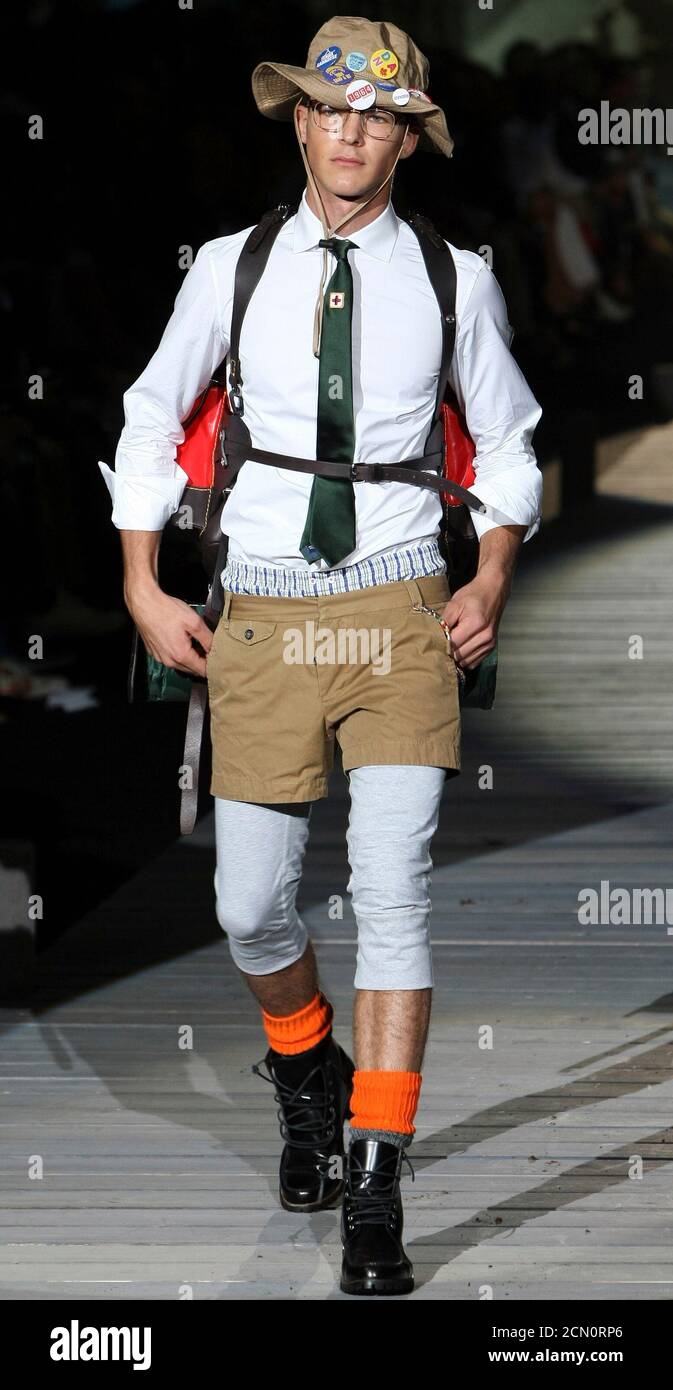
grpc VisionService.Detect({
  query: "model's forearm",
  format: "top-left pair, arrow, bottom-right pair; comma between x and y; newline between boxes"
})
476,523 -> 526,587
120,529 -> 162,605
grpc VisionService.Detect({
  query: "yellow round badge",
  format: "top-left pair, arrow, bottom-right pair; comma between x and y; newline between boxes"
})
369,48 -> 399,81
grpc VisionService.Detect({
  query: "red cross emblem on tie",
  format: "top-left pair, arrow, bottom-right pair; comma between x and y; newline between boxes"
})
329,291 -> 345,309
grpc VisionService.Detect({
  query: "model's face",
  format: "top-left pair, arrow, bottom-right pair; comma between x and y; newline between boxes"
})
296,100 -> 419,199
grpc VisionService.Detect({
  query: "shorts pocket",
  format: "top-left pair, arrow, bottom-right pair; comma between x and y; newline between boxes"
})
225,619 -> 277,646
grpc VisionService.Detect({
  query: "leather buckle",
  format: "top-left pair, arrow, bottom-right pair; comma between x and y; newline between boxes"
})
350,462 -> 383,482
228,359 -> 244,415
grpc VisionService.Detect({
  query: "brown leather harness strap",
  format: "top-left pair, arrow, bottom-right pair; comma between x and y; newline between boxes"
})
221,437 -> 443,484
219,436 -> 518,523
180,680 -> 209,836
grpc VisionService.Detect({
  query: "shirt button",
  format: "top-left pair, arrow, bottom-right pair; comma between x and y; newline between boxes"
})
244,628 -> 254,640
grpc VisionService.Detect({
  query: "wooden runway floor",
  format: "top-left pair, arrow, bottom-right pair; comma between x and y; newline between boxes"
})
3,466 -> 673,1300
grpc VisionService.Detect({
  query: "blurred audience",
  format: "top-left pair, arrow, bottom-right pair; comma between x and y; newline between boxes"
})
3,0 -> 673,681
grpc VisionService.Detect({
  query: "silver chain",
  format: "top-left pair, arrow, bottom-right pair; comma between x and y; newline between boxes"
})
412,603 -> 465,684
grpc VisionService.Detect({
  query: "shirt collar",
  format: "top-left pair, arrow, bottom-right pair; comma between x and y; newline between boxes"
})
292,187 -> 400,262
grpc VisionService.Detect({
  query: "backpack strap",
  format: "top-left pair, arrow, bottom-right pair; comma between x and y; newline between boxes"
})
403,210 -> 458,429
227,201 -> 298,414
180,680 -> 209,835
204,201 -> 298,625
189,204 -> 297,412
402,209 -> 478,556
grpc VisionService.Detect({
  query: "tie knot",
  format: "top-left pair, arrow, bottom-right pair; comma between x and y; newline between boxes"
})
319,237 -> 358,260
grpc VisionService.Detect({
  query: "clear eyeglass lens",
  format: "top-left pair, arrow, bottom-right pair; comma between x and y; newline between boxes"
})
312,103 -> 397,140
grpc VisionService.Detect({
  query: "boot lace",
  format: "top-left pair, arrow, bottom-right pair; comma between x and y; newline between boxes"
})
252,1056 -> 338,1150
345,1148 -> 416,1229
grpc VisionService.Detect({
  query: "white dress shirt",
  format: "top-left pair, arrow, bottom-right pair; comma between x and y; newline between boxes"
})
99,189 -> 543,567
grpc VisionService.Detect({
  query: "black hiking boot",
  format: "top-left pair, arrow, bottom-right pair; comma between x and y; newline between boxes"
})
340,1137 -> 415,1295
253,1031 -> 355,1212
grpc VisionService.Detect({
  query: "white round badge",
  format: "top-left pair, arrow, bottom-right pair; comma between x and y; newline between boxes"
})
345,78 -> 376,110
392,88 -> 410,106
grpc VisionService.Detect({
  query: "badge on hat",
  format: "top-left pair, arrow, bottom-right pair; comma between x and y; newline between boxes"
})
392,88 -> 410,106
409,87 -> 432,103
345,78 -> 376,110
369,48 -> 399,81
375,80 -> 397,91
323,62 -> 354,85
345,51 -> 367,73
315,46 -> 341,69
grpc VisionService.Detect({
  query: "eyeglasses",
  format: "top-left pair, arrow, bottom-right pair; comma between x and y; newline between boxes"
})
308,100 -> 407,142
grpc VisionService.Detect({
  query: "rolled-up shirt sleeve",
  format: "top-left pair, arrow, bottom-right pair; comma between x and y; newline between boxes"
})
98,241 -> 229,531
449,260 -> 543,542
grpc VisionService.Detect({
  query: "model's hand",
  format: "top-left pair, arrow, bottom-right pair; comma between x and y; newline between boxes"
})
126,584 -> 213,678
440,573 -> 510,671
440,525 -> 526,669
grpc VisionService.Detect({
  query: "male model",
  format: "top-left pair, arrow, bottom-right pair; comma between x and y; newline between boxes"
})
100,16 -> 543,1296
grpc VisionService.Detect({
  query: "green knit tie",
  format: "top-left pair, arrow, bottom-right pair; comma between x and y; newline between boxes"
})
299,238 -> 359,567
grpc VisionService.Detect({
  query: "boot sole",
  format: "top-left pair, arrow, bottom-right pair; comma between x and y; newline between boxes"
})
340,1271 -> 415,1297
279,1179 -> 345,1213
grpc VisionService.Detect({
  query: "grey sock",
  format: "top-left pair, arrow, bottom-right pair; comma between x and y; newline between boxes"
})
349,1127 -> 413,1150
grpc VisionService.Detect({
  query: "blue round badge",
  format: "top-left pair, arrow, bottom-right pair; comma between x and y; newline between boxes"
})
323,62 -> 353,85
375,80 -> 397,91
315,45 -> 342,69
345,51 -> 367,73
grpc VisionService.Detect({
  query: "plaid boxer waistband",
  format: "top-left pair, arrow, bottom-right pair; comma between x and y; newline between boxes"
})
220,537 -> 446,598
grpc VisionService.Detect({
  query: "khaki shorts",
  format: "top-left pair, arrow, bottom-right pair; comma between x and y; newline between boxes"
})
206,572 -> 461,803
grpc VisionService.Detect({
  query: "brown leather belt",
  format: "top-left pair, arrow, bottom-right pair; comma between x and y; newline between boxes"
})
220,438 -> 492,516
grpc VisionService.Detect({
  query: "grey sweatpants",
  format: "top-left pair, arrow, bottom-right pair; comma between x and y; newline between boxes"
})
213,764 -> 447,990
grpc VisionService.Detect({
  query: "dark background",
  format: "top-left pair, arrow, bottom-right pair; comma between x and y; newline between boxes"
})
3,0 -> 673,952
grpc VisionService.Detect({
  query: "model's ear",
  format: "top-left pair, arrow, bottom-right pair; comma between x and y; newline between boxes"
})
295,100 -> 309,145
399,125 -> 420,160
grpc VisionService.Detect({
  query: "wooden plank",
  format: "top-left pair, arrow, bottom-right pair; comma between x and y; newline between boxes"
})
4,461 -> 673,1298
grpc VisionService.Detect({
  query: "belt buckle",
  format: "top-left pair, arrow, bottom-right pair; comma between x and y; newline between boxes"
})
351,461 -> 382,482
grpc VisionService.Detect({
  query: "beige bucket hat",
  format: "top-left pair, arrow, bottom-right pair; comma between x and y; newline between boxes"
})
252,15 -> 454,159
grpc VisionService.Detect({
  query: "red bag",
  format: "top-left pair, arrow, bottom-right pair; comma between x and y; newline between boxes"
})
176,377 -> 229,526
441,396 -> 476,505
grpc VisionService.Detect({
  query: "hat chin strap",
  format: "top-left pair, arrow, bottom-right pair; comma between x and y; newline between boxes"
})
293,101 -> 409,356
